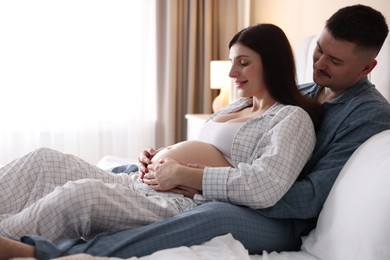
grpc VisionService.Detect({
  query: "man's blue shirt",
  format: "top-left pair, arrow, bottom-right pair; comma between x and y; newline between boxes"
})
260,77 -> 390,226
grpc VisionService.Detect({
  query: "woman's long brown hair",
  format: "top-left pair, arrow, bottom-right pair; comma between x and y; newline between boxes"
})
229,24 -> 322,130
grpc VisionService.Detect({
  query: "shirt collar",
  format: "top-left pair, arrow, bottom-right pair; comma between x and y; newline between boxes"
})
301,77 -> 372,105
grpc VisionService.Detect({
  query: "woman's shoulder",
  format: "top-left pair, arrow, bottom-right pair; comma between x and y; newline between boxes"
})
264,103 -> 306,115
270,104 -> 313,123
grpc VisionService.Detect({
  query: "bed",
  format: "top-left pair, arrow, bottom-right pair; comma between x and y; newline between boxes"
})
14,129 -> 390,260
13,35 -> 390,260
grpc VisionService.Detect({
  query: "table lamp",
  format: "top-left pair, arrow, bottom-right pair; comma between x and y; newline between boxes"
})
210,60 -> 232,112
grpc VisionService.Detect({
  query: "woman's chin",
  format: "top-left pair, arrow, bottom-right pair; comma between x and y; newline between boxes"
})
236,89 -> 245,97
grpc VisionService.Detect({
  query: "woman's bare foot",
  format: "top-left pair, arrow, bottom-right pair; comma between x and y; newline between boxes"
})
0,235 -> 35,260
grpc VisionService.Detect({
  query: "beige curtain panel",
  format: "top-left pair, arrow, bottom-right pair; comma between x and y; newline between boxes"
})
155,0 -> 254,147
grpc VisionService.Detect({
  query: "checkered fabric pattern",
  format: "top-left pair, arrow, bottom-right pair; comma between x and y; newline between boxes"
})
0,148 -> 197,242
0,101 -> 316,243
199,102 -> 316,209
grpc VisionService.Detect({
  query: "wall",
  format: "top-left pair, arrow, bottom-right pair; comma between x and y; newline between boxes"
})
252,0 -> 390,52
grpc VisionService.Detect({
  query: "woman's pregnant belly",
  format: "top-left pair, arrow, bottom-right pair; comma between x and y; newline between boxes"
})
151,140 -> 232,168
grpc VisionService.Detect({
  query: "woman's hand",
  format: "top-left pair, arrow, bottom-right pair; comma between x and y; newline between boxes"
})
143,158 -> 180,191
138,147 -> 160,179
143,159 -> 205,196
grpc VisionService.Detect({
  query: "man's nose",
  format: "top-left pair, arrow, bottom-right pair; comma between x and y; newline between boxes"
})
314,55 -> 327,70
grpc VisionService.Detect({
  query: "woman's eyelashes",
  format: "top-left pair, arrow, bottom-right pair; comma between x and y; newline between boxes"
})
239,60 -> 249,67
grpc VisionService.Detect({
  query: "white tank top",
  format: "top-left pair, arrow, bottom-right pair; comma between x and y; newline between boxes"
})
197,120 -> 244,163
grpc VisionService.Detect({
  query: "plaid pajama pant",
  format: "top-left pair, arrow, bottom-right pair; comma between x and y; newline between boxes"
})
0,148 -> 197,242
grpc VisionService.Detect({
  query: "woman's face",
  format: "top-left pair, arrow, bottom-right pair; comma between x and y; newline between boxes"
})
229,43 -> 267,98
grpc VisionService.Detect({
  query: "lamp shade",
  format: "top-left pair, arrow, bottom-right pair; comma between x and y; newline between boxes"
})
210,60 -> 231,89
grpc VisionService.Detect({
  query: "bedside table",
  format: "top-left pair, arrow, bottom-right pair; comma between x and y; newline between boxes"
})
185,114 -> 211,140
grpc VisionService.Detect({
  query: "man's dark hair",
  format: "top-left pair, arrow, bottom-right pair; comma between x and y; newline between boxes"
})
326,4 -> 389,54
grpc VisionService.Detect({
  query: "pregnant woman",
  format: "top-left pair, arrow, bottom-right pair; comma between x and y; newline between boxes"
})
0,23 -> 321,247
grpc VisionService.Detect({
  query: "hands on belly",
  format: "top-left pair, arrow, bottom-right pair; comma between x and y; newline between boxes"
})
138,140 -> 231,197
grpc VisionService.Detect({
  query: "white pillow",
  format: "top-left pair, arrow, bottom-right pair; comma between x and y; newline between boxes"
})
302,130 -> 390,260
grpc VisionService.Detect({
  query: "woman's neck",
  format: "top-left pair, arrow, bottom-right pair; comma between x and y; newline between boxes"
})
213,97 -> 276,123
251,96 -> 277,114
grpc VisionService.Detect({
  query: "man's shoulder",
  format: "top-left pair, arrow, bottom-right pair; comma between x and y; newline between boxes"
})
346,81 -> 390,110
344,78 -> 388,103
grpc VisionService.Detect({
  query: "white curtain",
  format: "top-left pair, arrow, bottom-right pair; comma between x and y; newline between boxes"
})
0,0 -> 156,165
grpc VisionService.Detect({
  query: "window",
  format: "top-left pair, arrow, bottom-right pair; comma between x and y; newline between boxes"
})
0,0 -> 156,164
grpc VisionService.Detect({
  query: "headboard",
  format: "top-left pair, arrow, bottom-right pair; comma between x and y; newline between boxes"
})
296,35 -> 390,102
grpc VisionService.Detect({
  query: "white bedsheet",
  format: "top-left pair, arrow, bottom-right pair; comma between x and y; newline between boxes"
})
123,234 -> 318,260
12,234 -> 317,260
125,234 -> 318,260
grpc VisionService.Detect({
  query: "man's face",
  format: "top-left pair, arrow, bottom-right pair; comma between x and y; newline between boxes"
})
312,28 -> 374,93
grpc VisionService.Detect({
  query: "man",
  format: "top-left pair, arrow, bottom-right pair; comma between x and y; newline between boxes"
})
1,4 -> 390,259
